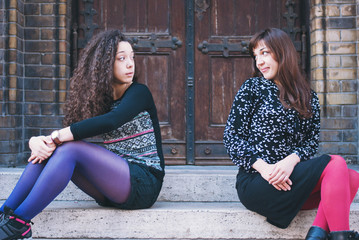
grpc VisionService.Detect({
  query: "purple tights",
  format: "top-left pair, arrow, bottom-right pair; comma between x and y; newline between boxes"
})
0,141 -> 131,220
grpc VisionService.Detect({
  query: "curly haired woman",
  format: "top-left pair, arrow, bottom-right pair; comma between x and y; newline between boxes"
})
0,29 -> 164,239
223,28 -> 359,240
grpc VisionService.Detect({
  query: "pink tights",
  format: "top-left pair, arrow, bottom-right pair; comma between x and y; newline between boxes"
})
301,155 -> 359,232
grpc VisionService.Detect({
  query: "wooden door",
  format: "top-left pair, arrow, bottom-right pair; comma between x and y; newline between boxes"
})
193,0 -> 308,165
73,0 -> 309,165
74,0 -> 187,164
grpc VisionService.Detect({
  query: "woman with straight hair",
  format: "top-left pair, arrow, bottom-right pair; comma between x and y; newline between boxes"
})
224,28 -> 359,240
0,29 -> 164,239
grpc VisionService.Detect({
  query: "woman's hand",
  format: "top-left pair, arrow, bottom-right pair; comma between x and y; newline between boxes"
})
28,136 -> 56,164
268,153 -> 300,190
252,157 -> 297,191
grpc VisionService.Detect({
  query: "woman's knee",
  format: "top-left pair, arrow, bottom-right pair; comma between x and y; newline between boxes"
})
50,141 -> 88,162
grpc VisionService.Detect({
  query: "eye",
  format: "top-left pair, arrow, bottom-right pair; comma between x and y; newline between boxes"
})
117,56 -> 125,61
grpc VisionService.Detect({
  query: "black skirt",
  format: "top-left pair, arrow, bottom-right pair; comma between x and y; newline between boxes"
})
236,154 -> 331,228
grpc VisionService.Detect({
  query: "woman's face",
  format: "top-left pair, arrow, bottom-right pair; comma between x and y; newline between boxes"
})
252,40 -> 279,82
113,41 -> 135,84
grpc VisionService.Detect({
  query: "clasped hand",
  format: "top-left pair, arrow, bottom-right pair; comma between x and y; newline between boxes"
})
260,155 -> 299,191
28,136 -> 56,164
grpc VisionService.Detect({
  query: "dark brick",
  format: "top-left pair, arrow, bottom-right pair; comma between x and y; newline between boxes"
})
0,141 -> 21,153
24,53 -> 41,64
327,17 -> 355,29
41,53 -> 56,65
41,29 -> 55,40
343,130 -> 358,142
41,79 -> 55,90
41,4 -> 54,15
24,3 -> 40,15
0,129 -> 16,141
25,90 -> 55,102
321,118 -> 356,129
24,28 -> 40,40
342,80 -> 357,92
8,102 -> 22,114
0,154 -> 18,166
319,142 -> 357,155
24,78 -> 40,90
41,103 -> 58,115
25,16 -> 55,27
343,105 -> 358,117
25,116 -> 63,128
24,128 -> 40,139
25,65 -> 55,77
319,130 -> 342,142
25,103 -> 41,115
25,41 -> 56,52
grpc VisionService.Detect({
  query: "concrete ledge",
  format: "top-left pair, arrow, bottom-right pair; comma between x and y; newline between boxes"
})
30,201 -> 359,239
0,166 -> 358,203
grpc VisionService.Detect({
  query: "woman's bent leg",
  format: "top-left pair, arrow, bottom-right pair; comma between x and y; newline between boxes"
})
307,155 -> 359,231
0,163 -> 45,212
13,141 -> 130,220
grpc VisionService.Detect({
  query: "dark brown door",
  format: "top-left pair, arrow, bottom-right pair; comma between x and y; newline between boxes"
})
73,0 -> 308,165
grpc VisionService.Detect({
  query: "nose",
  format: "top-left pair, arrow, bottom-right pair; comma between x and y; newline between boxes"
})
126,59 -> 134,68
256,56 -> 264,65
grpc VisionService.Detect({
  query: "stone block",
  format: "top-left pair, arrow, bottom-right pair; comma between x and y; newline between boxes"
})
326,5 -> 340,16
341,4 -> 356,16
24,3 -> 40,15
342,80 -> 357,92
321,118 -> 356,129
319,130 -> 342,141
24,53 -> 41,64
343,105 -> 358,117
327,17 -> 355,29
327,68 -> 356,80
26,16 -> 55,27
24,116 -> 63,128
25,41 -> 56,52
324,105 -> 341,117
41,3 -> 54,15
25,103 -> 41,115
326,80 -> 340,92
341,56 -> 356,68
326,93 -> 356,105
41,29 -> 55,40
327,43 -> 356,54
343,130 -> 358,142
24,28 -> 39,40
25,90 -> 55,102
25,65 -> 55,77
341,29 -> 356,41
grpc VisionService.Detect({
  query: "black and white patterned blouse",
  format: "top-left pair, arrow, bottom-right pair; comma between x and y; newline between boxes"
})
223,77 -> 320,173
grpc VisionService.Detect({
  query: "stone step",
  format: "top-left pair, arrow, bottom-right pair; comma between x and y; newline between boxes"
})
26,201 -> 358,239
1,165 -> 358,203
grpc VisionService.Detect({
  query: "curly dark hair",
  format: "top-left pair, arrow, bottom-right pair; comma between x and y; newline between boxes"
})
63,30 -> 131,126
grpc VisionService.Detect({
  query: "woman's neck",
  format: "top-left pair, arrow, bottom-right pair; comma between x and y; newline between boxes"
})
113,82 -> 133,100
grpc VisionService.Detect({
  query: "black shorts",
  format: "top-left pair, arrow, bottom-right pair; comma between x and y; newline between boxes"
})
97,162 -> 163,210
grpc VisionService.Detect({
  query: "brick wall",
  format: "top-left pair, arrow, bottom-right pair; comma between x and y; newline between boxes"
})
0,0 -> 71,166
310,0 -> 358,163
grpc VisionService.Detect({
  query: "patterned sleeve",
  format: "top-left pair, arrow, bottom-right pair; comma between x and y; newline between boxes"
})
223,78 -> 260,171
292,91 -> 320,160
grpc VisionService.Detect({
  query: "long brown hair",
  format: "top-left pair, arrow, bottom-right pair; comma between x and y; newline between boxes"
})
249,28 -> 312,118
63,30 -> 132,126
